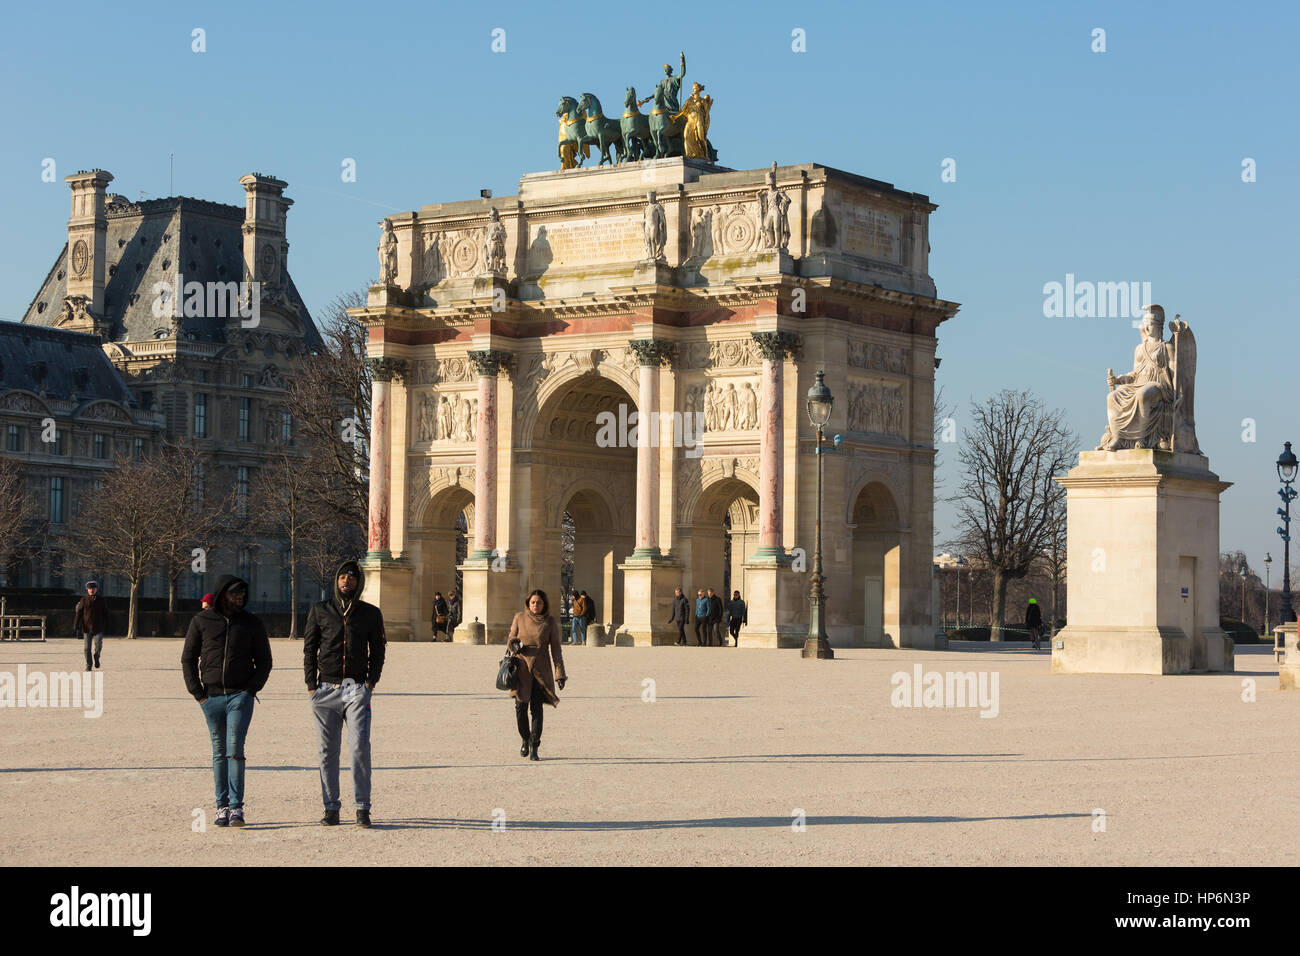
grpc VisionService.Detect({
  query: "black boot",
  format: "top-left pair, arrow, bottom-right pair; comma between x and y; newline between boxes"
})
520,738 -> 530,758
529,741 -> 540,761
356,809 -> 372,828
321,809 -> 340,826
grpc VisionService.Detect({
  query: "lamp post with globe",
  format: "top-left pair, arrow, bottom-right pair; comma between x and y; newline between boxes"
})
802,369 -> 835,660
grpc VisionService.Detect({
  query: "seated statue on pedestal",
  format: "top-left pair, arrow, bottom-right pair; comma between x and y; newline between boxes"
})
1096,304 -> 1201,454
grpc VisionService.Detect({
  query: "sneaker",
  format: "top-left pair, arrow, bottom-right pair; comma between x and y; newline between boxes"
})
321,809 -> 340,826
214,807 -> 230,828
228,808 -> 245,827
356,809 -> 372,828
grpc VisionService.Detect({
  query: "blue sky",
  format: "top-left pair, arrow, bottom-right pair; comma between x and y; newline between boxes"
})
1,0 -> 1295,572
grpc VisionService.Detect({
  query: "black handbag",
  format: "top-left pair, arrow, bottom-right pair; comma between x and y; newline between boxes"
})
496,649 -> 519,692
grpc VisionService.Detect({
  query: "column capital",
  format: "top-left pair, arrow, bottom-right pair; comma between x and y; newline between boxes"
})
366,357 -> 408,383
628,338 -> 678,368
467,348 -> 513,377
751,330 -> 801,361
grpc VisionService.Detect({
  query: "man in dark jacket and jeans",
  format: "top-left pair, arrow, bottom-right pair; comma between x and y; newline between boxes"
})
707,587 -> 725,646
668,586 -> 690,646
303,559 -> 386,828
73,581 -> 109,671
181,574 -> 272,827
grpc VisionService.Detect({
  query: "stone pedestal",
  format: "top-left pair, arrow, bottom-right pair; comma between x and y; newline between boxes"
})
459,559 -> 520,645
1053,450 -> 1232,675
617,560 -> 683,645
1277,623 -> 1300,689
741,557 -> 807,648
631,259 -> 675,288
359,556 -> 413,642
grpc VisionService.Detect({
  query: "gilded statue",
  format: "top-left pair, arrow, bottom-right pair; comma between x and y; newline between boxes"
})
671,82 -> 713,161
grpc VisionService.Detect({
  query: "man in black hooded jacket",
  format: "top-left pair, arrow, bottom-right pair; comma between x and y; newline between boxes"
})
303,560 -> 386,828
181,575 -> 272,828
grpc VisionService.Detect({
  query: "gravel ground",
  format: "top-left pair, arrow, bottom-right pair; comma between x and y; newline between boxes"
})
1,637 -> 1294,866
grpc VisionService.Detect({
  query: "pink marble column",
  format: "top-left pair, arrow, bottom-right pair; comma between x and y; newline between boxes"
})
635,359 -> 659,553
630,340 -> 670,558
365,357 -> 405,556
468,350 -> 507,558
752,331 -> 799,558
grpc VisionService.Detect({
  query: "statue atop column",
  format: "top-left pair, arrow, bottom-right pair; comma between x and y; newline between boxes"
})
378,218 -> 398,285
482,207 -> 507,276
758,162 -> 791,253
643,190 -> 667,261
1096,304 -> 1200,454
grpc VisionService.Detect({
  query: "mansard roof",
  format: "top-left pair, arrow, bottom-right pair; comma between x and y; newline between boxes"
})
0,321 -> 135,406
20,194 -> 322,349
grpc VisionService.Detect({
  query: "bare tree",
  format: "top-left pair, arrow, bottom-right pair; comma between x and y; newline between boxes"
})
0,455 -> 43,582
64,451 -> 176,637
156,440 -> 233,616
282,291 -> 371,536
251,443 -> 326,639
950,389 -> 1078,635
1042,489 -> 1067,636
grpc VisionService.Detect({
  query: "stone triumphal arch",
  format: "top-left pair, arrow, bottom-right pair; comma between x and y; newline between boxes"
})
353,158 -> 959,647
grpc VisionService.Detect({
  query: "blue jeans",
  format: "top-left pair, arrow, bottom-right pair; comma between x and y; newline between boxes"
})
571,617 -> 587,644
311,681 -> 373,811
199,692 -> 256,809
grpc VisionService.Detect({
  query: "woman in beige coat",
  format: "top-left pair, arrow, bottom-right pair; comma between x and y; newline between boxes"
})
507,589 -> 567,761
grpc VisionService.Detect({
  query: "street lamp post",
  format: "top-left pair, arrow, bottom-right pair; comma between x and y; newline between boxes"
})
1240,566 -> 1248,623
1264,553 -> 1272,636
1277,442 -> 1297,625
803,369 -> 834,660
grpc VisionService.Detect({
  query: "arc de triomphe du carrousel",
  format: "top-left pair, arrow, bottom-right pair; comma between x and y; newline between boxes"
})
352,72 -> 959,647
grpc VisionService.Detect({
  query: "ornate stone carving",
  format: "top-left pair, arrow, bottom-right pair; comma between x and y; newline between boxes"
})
1096,304 -> 1199,454
417,392 -> 478,443
378,219 -> 398,285
751,330 -> 801,361
847,381 -> 906,436
367,357 -> 408,383
677,454 -> 761,522
628,339 -> 677,367
757,162 -> 791,253
467,349 -> 512,378
688,379 -> 760,432
848,340 -> 909,373
258,364 -> 285,389
716,201 -> 760,255
81,401 -> 133,424
482,207 -> 507,276
0,393 -> 46,413
431,356 -> 475,385
511,352 -> 556,416
643,191 -> 667,261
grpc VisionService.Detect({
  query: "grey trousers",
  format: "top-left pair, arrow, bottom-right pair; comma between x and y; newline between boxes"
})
310,682 -> 372,811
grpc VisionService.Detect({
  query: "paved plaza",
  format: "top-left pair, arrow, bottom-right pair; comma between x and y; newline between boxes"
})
1,638 -> 1294,866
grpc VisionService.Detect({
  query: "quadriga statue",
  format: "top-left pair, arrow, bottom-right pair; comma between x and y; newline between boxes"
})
1096,304 -> 1200,454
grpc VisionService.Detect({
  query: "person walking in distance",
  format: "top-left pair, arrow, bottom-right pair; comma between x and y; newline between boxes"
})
694,589 -> 711,646
507,590 -> 567,760
446,589 -> 462,641
181,575 -> 272,828
669,586 -> 690,646
707,587 -> 724,646
726,590 -> 748,648
431,591 -> 449,641
569,589 -> 587,645
304,560 -> 387,828
74,580 -> 109,671
581,590 -> 596,642
1025,598 -> 1043,651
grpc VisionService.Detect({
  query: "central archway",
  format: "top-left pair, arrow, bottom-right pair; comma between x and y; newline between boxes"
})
525,372 -> 636,631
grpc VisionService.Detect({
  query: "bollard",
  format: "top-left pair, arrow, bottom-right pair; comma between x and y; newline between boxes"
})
587,624 -> 606,647
467,617 -> 486,645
